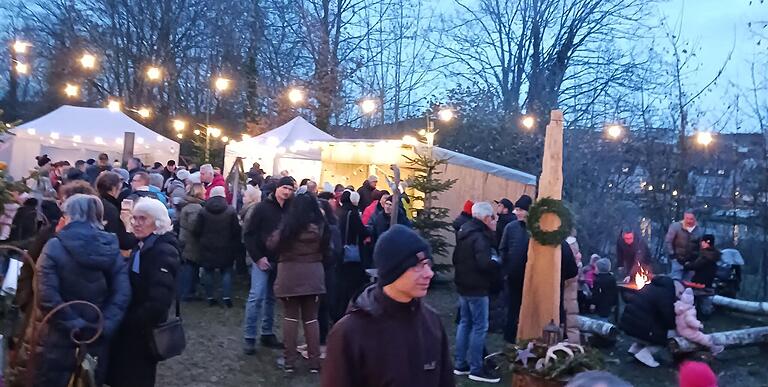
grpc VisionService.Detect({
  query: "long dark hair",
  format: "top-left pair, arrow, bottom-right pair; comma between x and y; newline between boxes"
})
318,198 -> 337,226
277,193 -> 327,251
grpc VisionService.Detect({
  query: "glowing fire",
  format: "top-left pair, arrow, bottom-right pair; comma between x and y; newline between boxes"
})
634,265 -> 650,290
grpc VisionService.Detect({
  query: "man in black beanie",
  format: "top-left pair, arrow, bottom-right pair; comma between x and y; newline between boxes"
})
322,225 -> 454,387
495,198 -> 515,248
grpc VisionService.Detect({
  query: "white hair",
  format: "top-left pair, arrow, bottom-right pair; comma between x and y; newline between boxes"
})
210,186 -> 226,198
132,197 -> 173,235
189,171 -> 201,184
243,185 -> 261,205
471,202 -> 494,220
62,194 -> 105,230
200,164 -> 214,174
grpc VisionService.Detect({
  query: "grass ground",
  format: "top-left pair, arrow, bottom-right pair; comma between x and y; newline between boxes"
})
156,276 -> 768,386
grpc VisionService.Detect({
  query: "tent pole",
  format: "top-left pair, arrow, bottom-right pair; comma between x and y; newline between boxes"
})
122,132 -> 135,168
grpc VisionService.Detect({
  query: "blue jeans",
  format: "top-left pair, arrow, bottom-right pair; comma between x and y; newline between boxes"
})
243,264 -> 276,339
455,295 -> 489,374
203,266 -> 233,300
670,261 -> 694,281
178,261 -> 200,299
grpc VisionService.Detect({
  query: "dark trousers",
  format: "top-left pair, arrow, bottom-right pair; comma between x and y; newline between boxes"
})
282,295 -> 320,368
332,262 -> 367,321
319,265 -> 336,345
504,276 -> 524,344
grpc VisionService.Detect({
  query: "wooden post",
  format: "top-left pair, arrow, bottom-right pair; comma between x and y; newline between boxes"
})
517,110 -> 565,341
122,132 -> 135,167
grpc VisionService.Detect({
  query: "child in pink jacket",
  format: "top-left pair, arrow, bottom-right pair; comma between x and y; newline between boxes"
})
674,288 -> 723,354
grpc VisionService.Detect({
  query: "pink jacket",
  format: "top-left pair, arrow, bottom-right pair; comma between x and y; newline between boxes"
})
674,288 -> 704,339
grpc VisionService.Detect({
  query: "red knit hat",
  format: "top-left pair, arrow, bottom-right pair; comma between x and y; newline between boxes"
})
463,200 -> 474,215
679,361 -> 717,387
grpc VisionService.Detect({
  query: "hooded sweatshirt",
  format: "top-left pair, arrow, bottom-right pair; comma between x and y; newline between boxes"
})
322,285 -> 454,387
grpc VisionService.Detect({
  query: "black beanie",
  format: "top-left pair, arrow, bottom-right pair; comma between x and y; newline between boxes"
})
515,194 -> 533,212
499,198 -> 514,212
702,234 -> 715,246
36,154 -> 51,167
277,176 -> 295,188
374,225 -> 432,287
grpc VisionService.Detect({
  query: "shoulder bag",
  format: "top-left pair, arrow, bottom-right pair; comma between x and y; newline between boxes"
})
342,211 -> 361,263
150,295 -> 186,361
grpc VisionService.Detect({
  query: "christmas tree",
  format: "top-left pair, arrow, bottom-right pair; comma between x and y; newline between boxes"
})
405,149 -> 457,259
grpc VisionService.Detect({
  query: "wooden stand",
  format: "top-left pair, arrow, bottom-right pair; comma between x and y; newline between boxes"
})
517,110 -> 565,340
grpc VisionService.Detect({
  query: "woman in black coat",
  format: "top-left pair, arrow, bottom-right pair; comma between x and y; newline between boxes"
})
107,198 -> 180,387
620,275 -> 679,346
8,194 -> 131,387
333,191 -> 369,321
96,171 -> 137,250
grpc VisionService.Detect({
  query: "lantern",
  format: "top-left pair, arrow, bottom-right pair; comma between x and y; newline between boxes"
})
542,319 -> 562,347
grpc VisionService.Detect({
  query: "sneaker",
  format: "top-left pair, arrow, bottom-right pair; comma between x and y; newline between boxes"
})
261,334 -> 285,349
309,367 -> 320,374
469,369 -> 501,383
223,298 -> 233,308
634,348 -> 660,368
453,365 -> 470,376
283,365 -> 295,374
243,339 -> 256,355
628,342 -> 643,355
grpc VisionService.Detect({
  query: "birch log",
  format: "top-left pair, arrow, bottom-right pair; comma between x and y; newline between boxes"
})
668,327 -> 768,354
517,110 -> 564,341
577,316 -> 618,340
713,296 -> 768,315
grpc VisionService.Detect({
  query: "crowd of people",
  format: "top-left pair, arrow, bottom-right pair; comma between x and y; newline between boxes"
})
0,153 -> 724,386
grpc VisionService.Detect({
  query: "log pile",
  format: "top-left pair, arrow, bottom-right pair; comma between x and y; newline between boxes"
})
668,327 -> 768,354
577,316 -> 618,341
712,296 -> 768,315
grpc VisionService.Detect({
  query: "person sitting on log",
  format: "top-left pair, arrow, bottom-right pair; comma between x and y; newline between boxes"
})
674,288 -> 724,355
591,258 -> 619,319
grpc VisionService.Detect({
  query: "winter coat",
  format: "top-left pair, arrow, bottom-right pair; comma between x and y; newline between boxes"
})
616,237 -> 651,274
500,220 -> 529,277
451,212 -> 472,237
339,203 -> 368,248
271,223 -> 330,298
246,168 -> 264,187
452,218 -> 501,297
194,196 -> 242,269
686,247 -> 720,288
244,194 -> 289,264
496,212 -> 516,248
11,221 -> 131,387
161,167 -> 174,183
361,201 -> 379,226
101,193 -> 137,250
178,196 -> 204,263
367,208 -> 412,243
674,288 -> 711,346
322,285 -> 455,387
86,164 -> 112,184
356,182 -> 376,211
164,178 -> 185,205
204,173 -> 230,202
664,222 -> 704,264
8,198 -> 39,249
620,276 -> 677,345
592,272 -> 619,318
107,232 -> 180,387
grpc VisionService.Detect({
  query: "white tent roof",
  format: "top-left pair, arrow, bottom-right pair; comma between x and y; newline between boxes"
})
233,116 -> 335,151
14,105 -> 179,151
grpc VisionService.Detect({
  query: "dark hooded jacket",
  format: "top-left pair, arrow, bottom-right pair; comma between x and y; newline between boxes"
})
452,218 -> 501,297
686,247 -> 721,288
194,196 -> 242,268
243,194 -> 288,264
101,193 -> 137,250
620,276 -> 677,345
86,163 -> 112,184
8,197 -> 39,249
10,221 -> 131,386
322,285 -> 454,387
106,232 -> 180,387
367,205 -> 412,243
451,212 -> 472,237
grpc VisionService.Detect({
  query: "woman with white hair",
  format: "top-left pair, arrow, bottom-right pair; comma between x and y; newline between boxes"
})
9,194 -> 131,386
107,198 -> 180,387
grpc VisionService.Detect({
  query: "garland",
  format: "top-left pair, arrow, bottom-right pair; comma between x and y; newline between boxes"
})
527,197 -> 573,246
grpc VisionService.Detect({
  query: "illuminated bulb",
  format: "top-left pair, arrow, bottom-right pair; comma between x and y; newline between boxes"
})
418,129 -> 427,136
193,129 -> 201,136
402,135 -> 419,146
176,133 -> 183,139
156,135 -> 164,142
437,108 -> 454,122
607,124 -> 623,139
214,77 -> 231,91
241,133 -> 251,141
64,83 -> 79,97
116,138 -> 123,145
80,53 -> 96,69
137,108 -> 151,118
94,137 -> 104,144
696,131 -> 714,146
13,41 -> 29,53
672,190 -> 678,196
50,132 -> 60,140
26,128 -> 36,135
173,120 -> 186,131
146,66 -> 162,81
359,99 -> 377,114
15,62 -> 29,74
221,136 -> 229,142
288,88 -> 304,104
208,127 -> 221,138
107,100 -> 121,112
521,115 -> 535,129
136,137 -> 145,144
72,135 -> 81,142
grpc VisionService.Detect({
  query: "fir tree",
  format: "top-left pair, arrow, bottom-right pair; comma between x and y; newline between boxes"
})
405,149 -> 457,258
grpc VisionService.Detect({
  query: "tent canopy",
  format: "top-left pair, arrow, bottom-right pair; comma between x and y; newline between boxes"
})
3,105 -> 179,178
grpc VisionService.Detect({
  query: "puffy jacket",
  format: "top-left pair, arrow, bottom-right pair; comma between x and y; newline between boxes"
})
620,276 -> 677,345
686,247 -> 721,287
496,212 -> 516,248
194,196 -> 242,268
271,223 -> 330,298
500,220 -> 529,277
322,285 -> 454,387
367,208 -> 412,243
452,218 -> 501,297
10,221 -> 131,386
178,196 -> 204,263
244,194 -> 289,264
664,222 -> 703,264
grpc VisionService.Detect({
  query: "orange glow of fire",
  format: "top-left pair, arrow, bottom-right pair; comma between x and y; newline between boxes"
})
635,265 -> 649,289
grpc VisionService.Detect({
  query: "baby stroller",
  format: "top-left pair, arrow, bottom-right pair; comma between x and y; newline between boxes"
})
713,248 -> 743,298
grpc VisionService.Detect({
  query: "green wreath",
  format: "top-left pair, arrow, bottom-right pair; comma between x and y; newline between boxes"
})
527,197 -> 573,246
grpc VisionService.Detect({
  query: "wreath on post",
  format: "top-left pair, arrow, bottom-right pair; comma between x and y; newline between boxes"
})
527,197 -> 573,246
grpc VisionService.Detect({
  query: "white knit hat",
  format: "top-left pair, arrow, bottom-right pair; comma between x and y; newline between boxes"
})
210,186 -> 226,198
350,191 -> 360,206
176,169 -> 190,181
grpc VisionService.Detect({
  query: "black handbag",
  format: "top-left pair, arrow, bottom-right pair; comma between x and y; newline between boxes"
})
150,296 -> 186,361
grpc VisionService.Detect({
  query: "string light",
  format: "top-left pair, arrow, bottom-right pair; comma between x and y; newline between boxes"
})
156,135 -> 164,142
64,83 -> 79,97
288,88 -> 304,104
607,124 -> 623,139
13,41 -> 30,54
241,133 -> 251,141
15,62 -> 29,74
172,119 -> 186,131
107,100 -> 121,112
359,99 -> 377,114
26,128 -> 36,135
696,131 -> 714,146
137,107 -> 151,118
521,115 -> 535,129
146,66 -> 162,81
176,133 -> 183,139
221,136 -> 229,142
72,135 -> 81,142
50,132 -> 60,140
214,77 -> 231,92
193,129 -> 201,136
437,108 -> 454,122
80,53 -> 96,69
208,127 -> 221,138
136,137 -> 145,144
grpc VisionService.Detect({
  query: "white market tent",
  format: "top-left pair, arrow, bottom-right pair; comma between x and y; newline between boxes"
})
224,116 -> 335,182
2,105 -> 180,179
